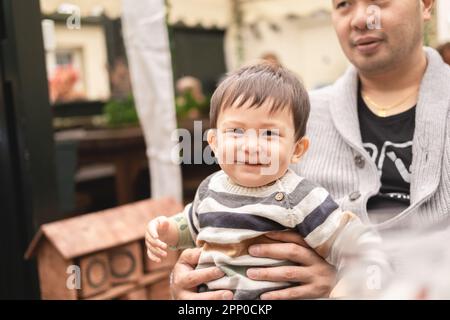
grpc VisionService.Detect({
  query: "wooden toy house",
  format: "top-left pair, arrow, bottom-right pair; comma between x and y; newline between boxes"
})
25,198 -> 183,300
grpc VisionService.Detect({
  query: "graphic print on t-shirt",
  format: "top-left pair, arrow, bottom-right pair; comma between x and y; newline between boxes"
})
363,140 -> 412,203
363,141 -> 413,183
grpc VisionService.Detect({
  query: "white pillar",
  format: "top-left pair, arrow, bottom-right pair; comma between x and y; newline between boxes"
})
42,19 -> 56,78
437,0 -> 450,44
122,0 -> 182,202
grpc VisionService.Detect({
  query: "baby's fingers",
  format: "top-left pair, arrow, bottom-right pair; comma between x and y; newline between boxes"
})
153,246 -> 168,258
147,249 -> 162,262
147,220 -> 160,239
145,233 -> 168,250
147,216 -> 169,239
155,238 -> 168,249
146,239 -> 168,257
147,244 -> 167,261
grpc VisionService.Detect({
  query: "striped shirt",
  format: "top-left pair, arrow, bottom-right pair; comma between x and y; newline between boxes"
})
171,168 -> 383,299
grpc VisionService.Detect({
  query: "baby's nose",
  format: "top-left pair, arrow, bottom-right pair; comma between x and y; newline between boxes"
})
242,135 -> 260,154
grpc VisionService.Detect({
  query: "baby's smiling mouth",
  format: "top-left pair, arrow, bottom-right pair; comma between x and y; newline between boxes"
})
236,161 -> 269,166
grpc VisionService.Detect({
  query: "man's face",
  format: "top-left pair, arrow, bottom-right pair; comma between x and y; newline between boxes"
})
331,0 -> 432,74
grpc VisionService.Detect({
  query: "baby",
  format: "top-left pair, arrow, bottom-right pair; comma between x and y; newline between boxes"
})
145,62 -> 386,299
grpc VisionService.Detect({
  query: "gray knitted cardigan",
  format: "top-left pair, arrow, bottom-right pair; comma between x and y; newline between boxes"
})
292,47 -> 450,231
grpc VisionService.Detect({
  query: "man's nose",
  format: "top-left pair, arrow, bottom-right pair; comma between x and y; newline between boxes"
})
350,4 -> 369,31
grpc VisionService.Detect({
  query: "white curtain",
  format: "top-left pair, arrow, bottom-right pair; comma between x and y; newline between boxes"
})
122,0 -> 182,202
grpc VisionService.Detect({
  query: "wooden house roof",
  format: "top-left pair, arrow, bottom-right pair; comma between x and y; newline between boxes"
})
25,198 -> 183,260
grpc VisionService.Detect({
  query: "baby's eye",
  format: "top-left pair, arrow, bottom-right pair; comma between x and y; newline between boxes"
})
225,128 -> 245,135
261,129 -> 279,137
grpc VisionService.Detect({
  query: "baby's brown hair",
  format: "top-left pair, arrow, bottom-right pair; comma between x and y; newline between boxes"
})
210,62 -> 310,141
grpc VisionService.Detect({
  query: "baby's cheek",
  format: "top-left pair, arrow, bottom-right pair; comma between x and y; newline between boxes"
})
217,139 -> 238,164
270,141 -> 291,168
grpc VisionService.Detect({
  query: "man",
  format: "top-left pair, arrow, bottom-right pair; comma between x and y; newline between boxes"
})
170,0 -> 449,299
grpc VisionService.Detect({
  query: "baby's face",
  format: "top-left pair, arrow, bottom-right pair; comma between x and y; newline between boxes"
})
207,98 -> 308,187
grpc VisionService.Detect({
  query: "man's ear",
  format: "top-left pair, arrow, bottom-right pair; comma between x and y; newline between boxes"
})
421,0 -> 434,21
291,137 -> 309,164
207,129 -> 218,154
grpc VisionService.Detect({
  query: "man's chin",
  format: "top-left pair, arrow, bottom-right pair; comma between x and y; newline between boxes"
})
348,46 -> 398,72
351,54 -> 393,74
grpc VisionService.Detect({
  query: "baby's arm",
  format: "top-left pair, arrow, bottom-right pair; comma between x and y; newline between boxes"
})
293,187 -> 385,267
309,210 -> 381,266
292,186 -> 391,297
145,200 -> 198,262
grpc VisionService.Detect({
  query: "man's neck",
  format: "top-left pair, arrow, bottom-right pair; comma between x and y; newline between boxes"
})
359,48 -> 428,93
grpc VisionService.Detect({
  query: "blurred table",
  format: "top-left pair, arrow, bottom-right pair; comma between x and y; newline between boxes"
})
55,126 -> 148,205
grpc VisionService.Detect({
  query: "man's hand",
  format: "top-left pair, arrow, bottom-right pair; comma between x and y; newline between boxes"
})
246,231 -> 337,300
170,248 -> 234,300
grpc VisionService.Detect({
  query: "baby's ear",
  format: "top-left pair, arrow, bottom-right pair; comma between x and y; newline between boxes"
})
291,137 -> 309,164
207,129 -> 218,154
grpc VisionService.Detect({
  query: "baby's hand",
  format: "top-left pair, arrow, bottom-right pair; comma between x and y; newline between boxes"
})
145,216 -> 170,262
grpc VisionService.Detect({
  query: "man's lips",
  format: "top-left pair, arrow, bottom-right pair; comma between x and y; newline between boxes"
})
353,36 -> 383,46
352,36 -> 384,54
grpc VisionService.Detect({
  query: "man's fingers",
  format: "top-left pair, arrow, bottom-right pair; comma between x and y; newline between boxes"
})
177,248 -> 202,267
170,248 -> 229,300
248,242 -> 320,266
260,284 -> 318,300
247,265 -> 313,283
177,267 -> 225,290
179,290 -> 233,300
265,231 -> 309,247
